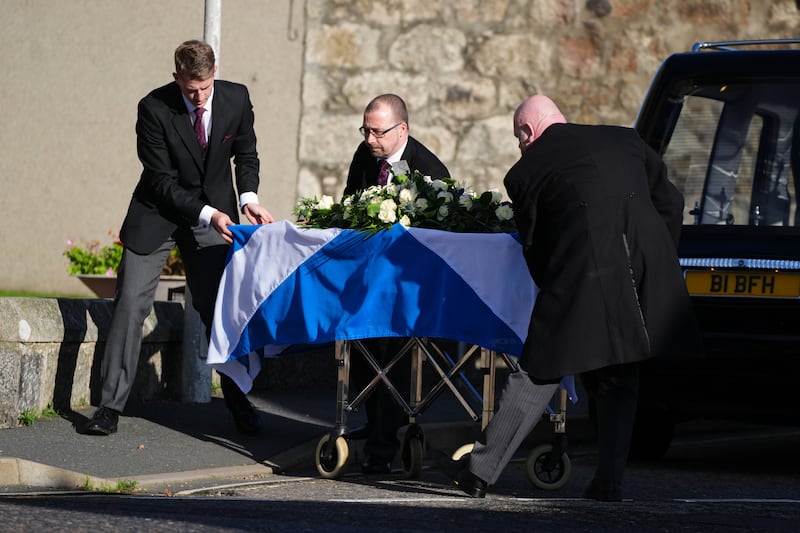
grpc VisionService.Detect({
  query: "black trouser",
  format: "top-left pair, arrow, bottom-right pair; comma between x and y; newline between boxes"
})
580,362 -> 641,491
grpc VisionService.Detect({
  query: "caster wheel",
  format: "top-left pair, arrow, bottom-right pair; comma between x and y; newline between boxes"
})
401,436 -> 424,479
451,443 -> 474,461
316,434 -> 349,479
526,443 -> 571,490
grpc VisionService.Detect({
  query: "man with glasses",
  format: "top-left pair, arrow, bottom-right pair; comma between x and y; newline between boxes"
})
344,93 -> 449,194
344,94 -> 450,474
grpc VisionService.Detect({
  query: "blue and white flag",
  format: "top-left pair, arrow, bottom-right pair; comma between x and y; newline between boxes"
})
207,220 -> 537,392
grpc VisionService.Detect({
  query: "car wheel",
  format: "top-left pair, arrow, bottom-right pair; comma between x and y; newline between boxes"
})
629,405 -> 675,460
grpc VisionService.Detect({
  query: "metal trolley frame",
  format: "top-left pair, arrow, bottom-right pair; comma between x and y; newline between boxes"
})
314,336 -> 572,490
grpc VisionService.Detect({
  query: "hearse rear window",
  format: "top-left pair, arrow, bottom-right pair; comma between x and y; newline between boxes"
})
662,86 -> 799,227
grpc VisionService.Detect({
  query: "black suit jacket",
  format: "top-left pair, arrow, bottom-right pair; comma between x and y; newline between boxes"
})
343,136 -> 450,196
121,80 -> 260,254
504,123 -> 702,380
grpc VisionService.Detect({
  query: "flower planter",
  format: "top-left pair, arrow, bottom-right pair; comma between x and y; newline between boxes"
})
75,274 -> 186,301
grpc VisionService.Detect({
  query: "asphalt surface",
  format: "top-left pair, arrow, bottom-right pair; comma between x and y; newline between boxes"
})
0,362 -> 588,495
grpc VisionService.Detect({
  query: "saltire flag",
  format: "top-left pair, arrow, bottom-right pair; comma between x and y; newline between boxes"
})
206,220 -> 538,393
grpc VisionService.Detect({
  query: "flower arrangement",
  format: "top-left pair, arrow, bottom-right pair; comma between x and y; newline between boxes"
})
64,231 -> 185,277
294,170 -> 516,234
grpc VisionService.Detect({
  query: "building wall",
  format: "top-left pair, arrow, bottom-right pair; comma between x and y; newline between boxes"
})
1,0 -> 798,295
0,0 -> 303,295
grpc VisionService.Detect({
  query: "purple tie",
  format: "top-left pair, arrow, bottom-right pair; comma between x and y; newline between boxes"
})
377,159 -> 390,185
194,107 -> 207,149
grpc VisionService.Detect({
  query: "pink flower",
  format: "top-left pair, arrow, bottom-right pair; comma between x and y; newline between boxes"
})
105,267 -> 115,277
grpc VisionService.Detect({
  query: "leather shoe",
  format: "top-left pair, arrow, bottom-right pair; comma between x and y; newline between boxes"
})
361,456 -> 392,474
583,478 -> 623,502
221,376 -> 262,436
83,406 -> 119,436
435,450 -> 487,498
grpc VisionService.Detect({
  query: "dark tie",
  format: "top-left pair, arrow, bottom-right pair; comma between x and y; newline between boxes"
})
194,107 -> 207,149
377,159 -> 391,185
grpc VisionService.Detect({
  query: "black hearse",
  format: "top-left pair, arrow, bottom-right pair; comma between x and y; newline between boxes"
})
631,39 -> 800,457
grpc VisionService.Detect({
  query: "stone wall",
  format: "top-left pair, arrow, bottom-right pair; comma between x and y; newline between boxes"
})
0,296 -> 336,429
0,298 -> 184,429
297,0 -> 800,203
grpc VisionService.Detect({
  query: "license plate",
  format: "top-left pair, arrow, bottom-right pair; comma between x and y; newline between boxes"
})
684,270 -> 800,298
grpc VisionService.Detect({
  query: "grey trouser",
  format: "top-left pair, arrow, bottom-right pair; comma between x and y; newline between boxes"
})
99,226 -> 228,412
469,369 -> 559,485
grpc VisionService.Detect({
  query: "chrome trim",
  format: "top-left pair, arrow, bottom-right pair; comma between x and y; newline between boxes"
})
692,39 -> 800,52
680,257 -> 800,270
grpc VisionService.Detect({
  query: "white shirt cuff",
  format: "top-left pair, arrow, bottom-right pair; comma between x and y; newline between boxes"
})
240,192 -> 259,211
199,205 -> 217,228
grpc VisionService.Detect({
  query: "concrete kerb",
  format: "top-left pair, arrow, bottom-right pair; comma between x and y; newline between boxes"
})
0,436 -> 313,493
0,457 -> 107,491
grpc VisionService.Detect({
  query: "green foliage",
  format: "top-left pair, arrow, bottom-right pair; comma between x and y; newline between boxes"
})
40,403 -> 59,419
294,170 -> 516,234
116,479 -> 139,493
64,232 -> 185,276
63,235 -> 123,276
17,403 -> 60,426
81,477 -> 139,493
18,408 -> 37,426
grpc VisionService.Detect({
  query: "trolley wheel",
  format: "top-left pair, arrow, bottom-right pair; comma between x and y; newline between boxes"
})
525,443 -> 571,491
401,436 -> 424,479
451,443 -> 474,461
316,434 -> 349,479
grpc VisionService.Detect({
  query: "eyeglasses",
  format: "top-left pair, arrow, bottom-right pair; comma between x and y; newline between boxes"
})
359,122 -> 402,139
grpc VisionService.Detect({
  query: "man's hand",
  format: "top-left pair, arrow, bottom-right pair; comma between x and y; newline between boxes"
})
243,203 -> 275,225
210,210 -> 236,244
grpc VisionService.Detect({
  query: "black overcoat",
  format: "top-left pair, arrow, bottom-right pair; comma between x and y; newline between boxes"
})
504,123 -> 702,380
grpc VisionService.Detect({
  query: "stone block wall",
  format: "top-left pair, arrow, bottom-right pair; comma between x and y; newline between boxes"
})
297,0 -> 800,203
0,296 -> 337,430
0,298 -> 184,429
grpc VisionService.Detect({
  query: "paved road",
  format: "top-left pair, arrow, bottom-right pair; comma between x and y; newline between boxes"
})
2,425 -> 798,532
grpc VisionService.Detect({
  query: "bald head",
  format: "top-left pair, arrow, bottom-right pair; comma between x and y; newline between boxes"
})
513,95 -> 567,154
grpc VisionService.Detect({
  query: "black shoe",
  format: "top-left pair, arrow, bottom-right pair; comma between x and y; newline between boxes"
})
83,406 -> 119,436
361,456 -> 392,475
583,478 -> 623,502
221,376 -> 261,436
435,450 -> 487,498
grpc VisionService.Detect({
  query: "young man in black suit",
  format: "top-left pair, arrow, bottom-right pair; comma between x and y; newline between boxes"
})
83,40 -> 275,437
437,95 -> 702,500
344,94 -> 451,474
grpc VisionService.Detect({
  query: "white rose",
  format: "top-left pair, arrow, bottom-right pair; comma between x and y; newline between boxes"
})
384,183 -> 397,196
489,189 -> 503,203
437,191 -> 453,203
437,204 -> 449,220
316,195 -> 334,210
495,204 -> 513,221
415,198 -> 429,210
431,179 -> 448,191
399,188 -> 417,205
378,199 -> 398,223
458,194 -> 473,209
399,214 -> 411,227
